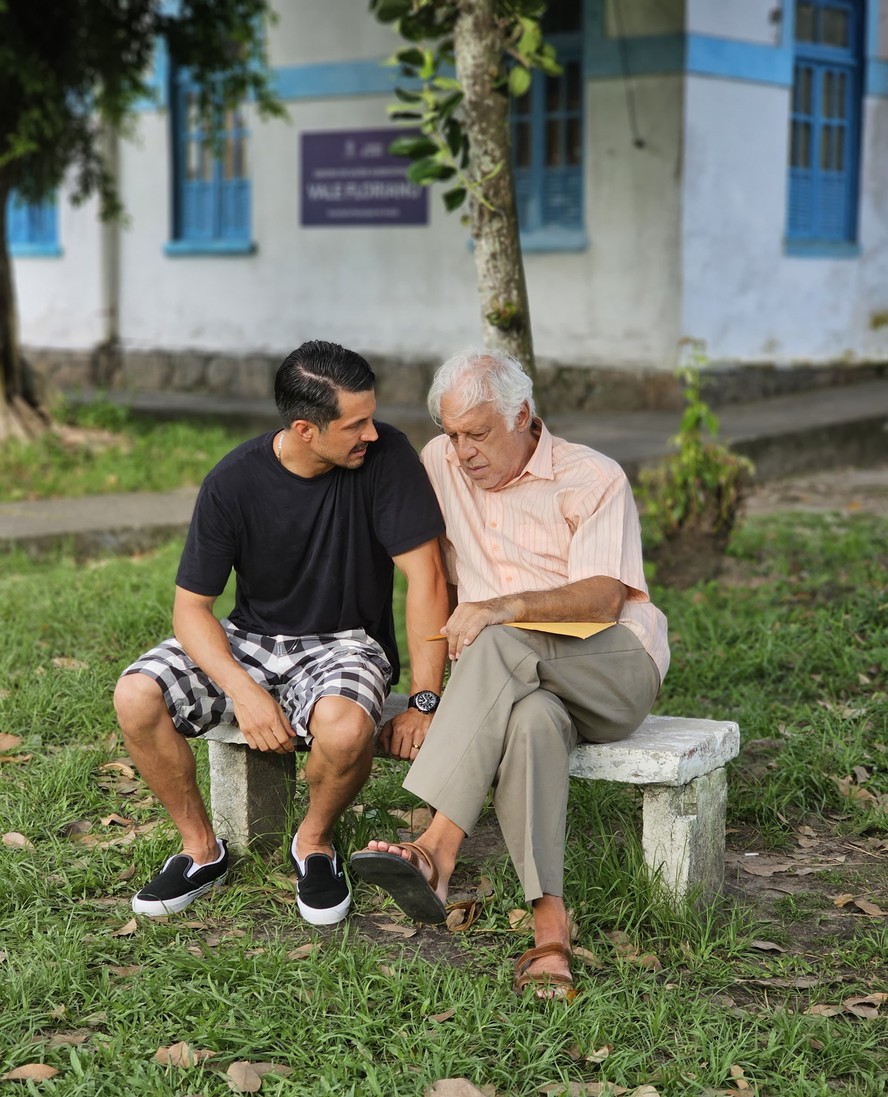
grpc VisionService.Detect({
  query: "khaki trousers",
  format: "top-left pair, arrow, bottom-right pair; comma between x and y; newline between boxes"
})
403,624 -> 660,901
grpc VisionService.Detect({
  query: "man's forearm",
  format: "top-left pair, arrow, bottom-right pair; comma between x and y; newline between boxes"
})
494,576 -> 626,624
172,600 -> 259,704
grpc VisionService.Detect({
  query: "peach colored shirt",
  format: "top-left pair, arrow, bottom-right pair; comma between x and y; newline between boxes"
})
420,421 -> 670,682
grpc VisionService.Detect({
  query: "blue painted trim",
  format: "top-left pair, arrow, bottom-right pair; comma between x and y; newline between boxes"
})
784,239 -> 861,258
520,229 -> 587,253
687,34 -> 793,87
867,58 -> 888,96
164,239 -> 256,256
273,59 -> 402,100
10,243 -> 63,258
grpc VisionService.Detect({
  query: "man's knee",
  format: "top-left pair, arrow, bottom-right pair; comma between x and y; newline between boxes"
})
114,672 -> 167,730
309,696 -> 375,761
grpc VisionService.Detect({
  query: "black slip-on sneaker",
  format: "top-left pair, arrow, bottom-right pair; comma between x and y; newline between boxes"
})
290,834 -> 351,926
132,839 -> 229,916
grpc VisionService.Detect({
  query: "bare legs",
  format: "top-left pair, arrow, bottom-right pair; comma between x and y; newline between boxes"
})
114,675 -> 375,866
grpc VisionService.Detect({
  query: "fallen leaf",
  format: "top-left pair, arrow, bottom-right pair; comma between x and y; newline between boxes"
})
0,754 -> 32,765
429,1009 -> 456,1023
833,893 -> 856,908
508,908 -> 533,931
741,861 -> 794,877
373,921 -> 418,938
45,1032 -> 91,1047
154,1041 -> 214,1067
98,761 -> 137,778
843,993 -> 887,1019
446,899 -> 482,933
1,1064 -> 60,1081
100,813 -> 132,827
110,918 -> 138,938
630,1087 -> 661,1097
286,943 -> 320,960
477,876 -> 495,898
389,805 -> 435,830
729,1064 -> 749,1090
573,946 -> 603,969
226,1061 -> 262,1092
0,733 -> 23,750
108,965 -> 141,978
2,832 -> 33,849
539,1083 -> 627,1096
587,1046 -> 611,1064
850,898 -> 886,917
748,940 -> 786,953
425,1081 -> 491,1097
59,819 -> 93,838
52,657 -> 88,670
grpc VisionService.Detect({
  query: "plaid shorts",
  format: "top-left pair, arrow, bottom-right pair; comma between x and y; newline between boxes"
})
121,620 -> 392,745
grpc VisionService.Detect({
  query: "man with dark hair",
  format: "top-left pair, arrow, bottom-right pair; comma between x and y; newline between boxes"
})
116,340 -> 448,925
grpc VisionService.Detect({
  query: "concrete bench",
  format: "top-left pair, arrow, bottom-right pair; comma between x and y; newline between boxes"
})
200,695 -> 739,904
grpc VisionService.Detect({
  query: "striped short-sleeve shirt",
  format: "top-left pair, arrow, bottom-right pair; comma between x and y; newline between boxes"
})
420,421 -> 670,682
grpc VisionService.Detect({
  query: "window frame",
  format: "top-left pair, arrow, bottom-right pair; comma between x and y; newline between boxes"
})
510,24 -> 587,253
785,0 -> 864,256
6,192 -> 61,258
167,64 -> 255,256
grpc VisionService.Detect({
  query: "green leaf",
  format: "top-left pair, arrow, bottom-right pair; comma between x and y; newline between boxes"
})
444,118 -> 463,158
406,158 -> 457,185
372,0 -> 412,24
432,76 -> 462,91
387,109 -> 423,121
442,186 -> 466,211
394,47 -> 425,69
437,90 -> 463,122
393,86 -> 423,104
388,135 -> 440,159
508,66 -> 532,98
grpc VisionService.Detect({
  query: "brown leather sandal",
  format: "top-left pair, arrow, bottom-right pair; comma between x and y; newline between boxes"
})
513,942 -> 576,1000
350,841 -> 446,924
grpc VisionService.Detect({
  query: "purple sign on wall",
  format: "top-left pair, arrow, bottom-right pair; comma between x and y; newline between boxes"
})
301,129 -> 428,227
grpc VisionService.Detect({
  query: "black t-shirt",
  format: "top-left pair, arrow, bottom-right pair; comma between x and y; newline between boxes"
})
176,422 -> 444,680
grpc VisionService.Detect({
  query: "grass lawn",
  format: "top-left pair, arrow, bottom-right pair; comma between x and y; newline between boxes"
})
0,417 -> 886,1096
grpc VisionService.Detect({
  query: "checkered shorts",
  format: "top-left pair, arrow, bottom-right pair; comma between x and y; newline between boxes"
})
121,620 -> 392,745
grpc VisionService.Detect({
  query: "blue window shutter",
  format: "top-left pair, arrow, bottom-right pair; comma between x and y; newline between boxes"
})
510,26 -> 584,236
171,66 -> 251,245
786,1 -> 862,245
6,192 -> 58,248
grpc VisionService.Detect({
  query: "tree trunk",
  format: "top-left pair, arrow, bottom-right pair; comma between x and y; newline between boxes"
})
454,0 -> 537,385
0,176 -> 49,441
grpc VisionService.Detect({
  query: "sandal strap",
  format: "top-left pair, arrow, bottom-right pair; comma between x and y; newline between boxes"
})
399,841 -> 439,891
514,941 -> 573,977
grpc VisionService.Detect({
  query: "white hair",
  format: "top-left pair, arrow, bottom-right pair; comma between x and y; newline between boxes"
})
427,346 -> 536,429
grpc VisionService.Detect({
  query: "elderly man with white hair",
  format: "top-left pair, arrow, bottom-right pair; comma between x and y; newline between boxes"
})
352,347 -> 669,999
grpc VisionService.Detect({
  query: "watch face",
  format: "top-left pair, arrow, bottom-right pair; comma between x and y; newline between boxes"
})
411,690 -> 440,714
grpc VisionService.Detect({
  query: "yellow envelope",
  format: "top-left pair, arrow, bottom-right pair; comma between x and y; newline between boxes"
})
506,621 -> 616,639
425,622 -> 615,641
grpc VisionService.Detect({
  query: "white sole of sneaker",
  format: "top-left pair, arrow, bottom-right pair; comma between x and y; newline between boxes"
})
296,893 -> 351,926
131,873 -> 228,917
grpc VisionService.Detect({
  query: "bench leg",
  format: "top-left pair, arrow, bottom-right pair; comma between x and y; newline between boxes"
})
640,767 -> 727,904
207,741 -> 298,854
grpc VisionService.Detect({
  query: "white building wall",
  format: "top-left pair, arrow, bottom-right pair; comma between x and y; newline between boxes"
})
12,191 -> 104,351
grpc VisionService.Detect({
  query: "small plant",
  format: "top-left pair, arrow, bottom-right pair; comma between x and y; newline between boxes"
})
638,341 -> 754,586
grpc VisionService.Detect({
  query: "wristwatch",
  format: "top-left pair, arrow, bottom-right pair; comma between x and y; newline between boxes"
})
407,690 -> 441,715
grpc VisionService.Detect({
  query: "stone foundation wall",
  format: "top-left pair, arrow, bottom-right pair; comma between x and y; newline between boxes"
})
27,344 -> 888,414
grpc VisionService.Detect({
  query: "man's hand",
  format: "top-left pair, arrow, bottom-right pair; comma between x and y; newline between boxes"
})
230,682 -> 297,754
380,708 -> 434,761
443,597 -> 515,661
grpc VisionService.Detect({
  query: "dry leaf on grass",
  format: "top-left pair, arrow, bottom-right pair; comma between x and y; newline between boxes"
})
748,940 -> 786,953
373,921 -> 418,938
0,733 -> 23,751
508,907 -> 533,931
539,1082 -> 630,1095
805,993 -> 887,1019
110,918 -> 138,938
154,1041 -> 215,1067
0,753 -> 32,765
446,899 -> 483,932
428,1009 -> 456,1023
52,657 -> 89,670
424,1080 -> 493,1097
226,1061 -> 291,1093
2,832 -> 33,849
573,946 -> 603,969
286,942 -> 320,960
1,1063 -> 60,1082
